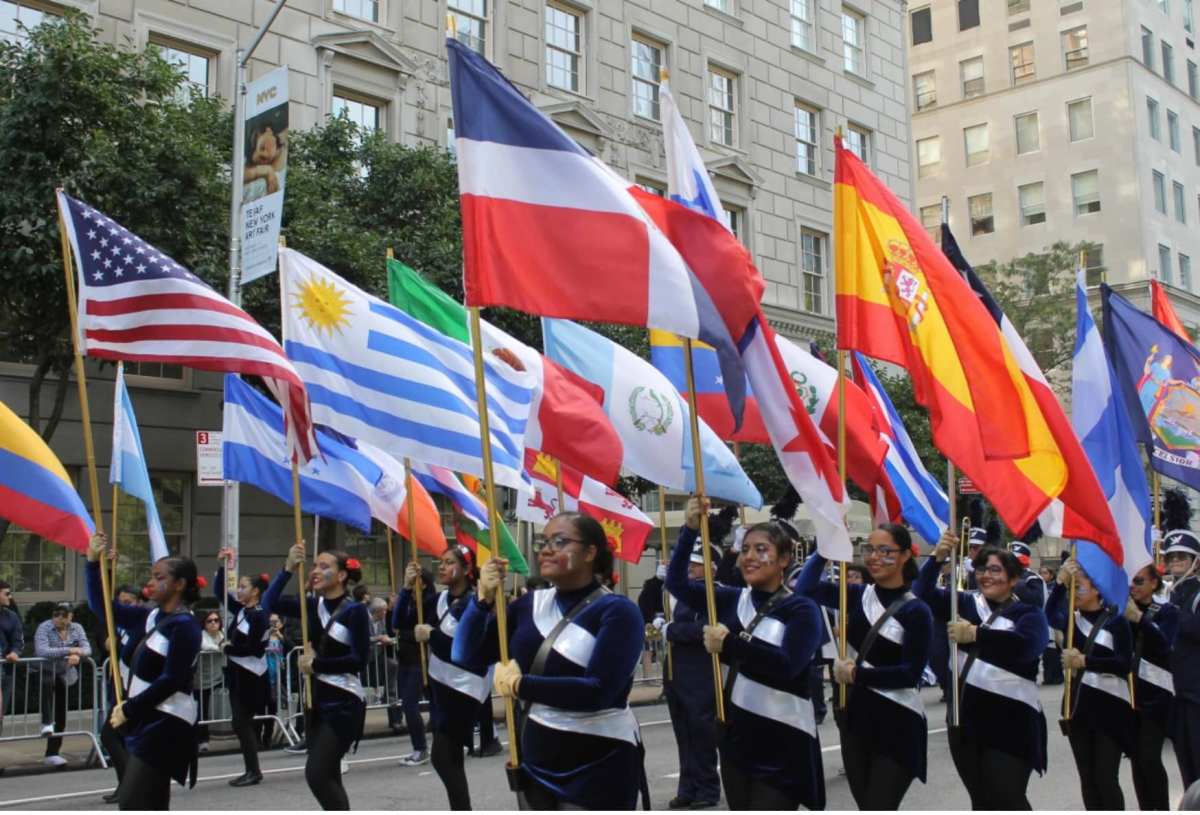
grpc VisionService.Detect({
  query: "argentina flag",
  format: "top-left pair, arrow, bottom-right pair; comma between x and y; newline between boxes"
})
110,364 -> 169,562
1074,272 -> 1152,606
279,248 -> 534,492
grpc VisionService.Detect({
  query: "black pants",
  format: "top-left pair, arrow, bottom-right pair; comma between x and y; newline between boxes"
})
1069,725 -> 1125,810
40,678 -> 67,756
665,682 -> 719,803
477,698 -> 496,748
396,665 -> 426,752
196,687 -> 216,743
839,718 -> 915,809
719,755 -> 801,810
1042,647 -> 1064,684
809,664 -> 827,723
100,715 -> 128,783
431,730 -> 472,810
305,721 -> 350,810
1131,713 -> 1170,810
230,691 -> 261,775
1175,698 -> 1200,790
118,754 -> 170,810
948,727 -> 1033,810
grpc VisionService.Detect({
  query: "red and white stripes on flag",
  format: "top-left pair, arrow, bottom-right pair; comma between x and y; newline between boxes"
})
56,191 -> 317,462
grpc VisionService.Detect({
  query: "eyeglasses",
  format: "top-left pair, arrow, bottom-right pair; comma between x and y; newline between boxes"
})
1132,577 -> 1149,586
861,545 -> 900,560
205,618 -> 221,625
979,565 -> 1006,576
533,534 -> 585,553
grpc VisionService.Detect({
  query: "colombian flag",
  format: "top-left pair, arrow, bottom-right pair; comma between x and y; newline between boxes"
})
834,138 -> 1067,537
0,400 -> 94,552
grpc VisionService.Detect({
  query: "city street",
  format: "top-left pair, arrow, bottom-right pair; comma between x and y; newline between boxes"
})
0,685 -> 1184,810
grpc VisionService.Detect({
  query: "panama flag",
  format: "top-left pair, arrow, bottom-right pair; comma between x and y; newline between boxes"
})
1075,275 -> 1152,606
447,38 -> 752,429
111,364 -> 169,562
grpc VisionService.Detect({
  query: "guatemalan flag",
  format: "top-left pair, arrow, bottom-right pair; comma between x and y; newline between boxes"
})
111,364 -> 169,562
446,38 -> 750,430
1074,274 -> 1152,606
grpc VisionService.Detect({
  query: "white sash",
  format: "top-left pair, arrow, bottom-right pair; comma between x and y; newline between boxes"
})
860,659 -> 926,718
429,652 -> 494,703
531,588 -> 597,668
1074,612 -> 1115,651
1138,659 -> 1175,694
956,649 -> 1041,712
1081,670 -> 1131,704
527,703 -> 640,745
861,585 -> 905,645
722,665 -> 816,737
128,675 -> 198,724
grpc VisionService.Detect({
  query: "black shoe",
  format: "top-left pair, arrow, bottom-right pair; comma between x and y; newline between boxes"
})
478,740 -> 503,757
668,796 -> 693,810
690,801 -> 719,810
101,791 -> 119,805
284,741 -> 307,754
229,771 -> 263,787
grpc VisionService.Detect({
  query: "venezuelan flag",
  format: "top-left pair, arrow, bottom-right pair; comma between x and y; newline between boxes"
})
833,138 -> 1066,536
0,400 -> 94,552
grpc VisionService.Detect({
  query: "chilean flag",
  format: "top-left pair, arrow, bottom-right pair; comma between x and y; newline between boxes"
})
447,38 -> 752,429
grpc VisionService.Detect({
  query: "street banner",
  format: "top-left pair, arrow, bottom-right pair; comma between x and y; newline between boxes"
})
240,66 -> 289,284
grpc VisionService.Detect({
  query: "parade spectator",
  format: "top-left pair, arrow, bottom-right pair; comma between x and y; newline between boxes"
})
0,581 -> 22,733
33,602 -> 91,766
263,612 -> 290,748
195,609 -> 226,752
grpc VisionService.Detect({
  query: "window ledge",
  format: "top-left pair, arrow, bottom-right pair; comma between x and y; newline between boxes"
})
330,9 -> 394,34
791,46 -> 825,66
700,4 -> 745,28
843,70 -> 875,90
793,171 -> 832,192
543,84 -> 598,106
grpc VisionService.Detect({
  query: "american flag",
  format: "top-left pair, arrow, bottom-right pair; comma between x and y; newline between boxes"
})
56,191 -> 317,462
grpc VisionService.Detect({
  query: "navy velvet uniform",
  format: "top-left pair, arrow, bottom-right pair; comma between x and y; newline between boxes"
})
452,580 -> 645,810
917,557 -> 1050,772
667,527 -> 825,810
85,561 -> 142,694
393,586 -> 494,745
1133,598 -> 1179,730
262,571 -> 370,752
799,552 -> 933,784
1015,570 -> 1047,609
87,561 -> 202,786
214,567 -> 270,709
1171,575 -> 1200,787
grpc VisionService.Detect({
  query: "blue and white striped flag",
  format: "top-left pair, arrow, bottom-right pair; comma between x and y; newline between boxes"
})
408,460 -> 490,529
110,364 -> 169,562
1073,272 -> 1152,606
279,249 -> 534,492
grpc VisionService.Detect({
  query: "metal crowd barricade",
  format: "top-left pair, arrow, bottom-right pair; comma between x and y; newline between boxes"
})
0,656 -> 106,767
633,634 -> 666,686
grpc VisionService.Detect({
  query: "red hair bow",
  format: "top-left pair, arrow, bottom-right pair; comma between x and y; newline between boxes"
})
346,558 -> 361,570
196,576 -> 209,589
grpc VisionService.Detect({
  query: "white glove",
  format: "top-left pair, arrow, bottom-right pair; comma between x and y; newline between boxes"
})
651,614 -> 666,632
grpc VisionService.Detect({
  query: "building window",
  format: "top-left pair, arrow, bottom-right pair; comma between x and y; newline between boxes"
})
705,0 -> 731,14
1169,110 -> 1181,151
1148,97 -> 1161,140
1068,98 -> 1094,141
1015,112 -> 1039,154
153,42 -> 212,100
1142,28 -> 1155,69
1072,170 -> 1100,215
913,71 -> 937,111
919,204 -> 941,243
545,3 -> 583,93
1159,0 -> 1170,13
846,125 -> 869,165
449,0 -> 489,56
1085,245 -> 1105,286
1174,180 -> 1187,224
792,0 -> 816,51
1193,126 -> 1200,165
958,0 -> 979,31
916,136 -> 941,178
911,6 -> 931,46
723,206 -> 743,240
1018,182 -> 1046,226
631,36 -> 664,121
1153,170 -> 1168,214
1008,0 -> 1030,12
800,229 -> 826,314
0,0 -> 48,46
963,123 -> 989,166
112,476 -> 187,590
960,57 -> 984,99
1160,244 -> 1173,283
0,524 -> 67,593
333,94 -> 382,133
842,9 -> 865,76
447,116 -> 456,158
1062,27 -> 1088,71
795,104 -> 819,175
333,0 -> 380,23
1182,254 -> 1193,291
1164,41 -> 1176,85
1010,43 -> 1035,85
637,180 -> 665,196
1188,0 -> 1196,33
1190,60 -> 1199,99
708,67 -> 736,147
124,361 -> 185,381
968,193 -> 994,235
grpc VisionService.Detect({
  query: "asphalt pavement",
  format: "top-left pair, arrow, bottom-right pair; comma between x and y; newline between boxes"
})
0,685 -> 1185,810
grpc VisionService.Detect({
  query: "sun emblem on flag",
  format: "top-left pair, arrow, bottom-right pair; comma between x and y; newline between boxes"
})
628,387 -> 674,435
294,275 -> 353,336
600,518 -> 624,552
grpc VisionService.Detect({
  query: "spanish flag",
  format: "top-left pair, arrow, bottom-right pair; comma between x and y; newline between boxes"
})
834,138 -> 1066,536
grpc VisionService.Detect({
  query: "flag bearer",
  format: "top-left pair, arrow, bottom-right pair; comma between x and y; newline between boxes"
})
1048,559 -> 1135,810
264,543 -> 370,811
797,522 -> 932,810
919,535 -> 1049,810
668,498 -> 825,811
1126,561 -> 1178,810
660,538 -> 721,810
394,545 -> 494,810
84,577 -> 141,804
214,548 -> 271,788
453,512 -> 646,810
1168,526 -> 1200,791
87,532 -> 202,810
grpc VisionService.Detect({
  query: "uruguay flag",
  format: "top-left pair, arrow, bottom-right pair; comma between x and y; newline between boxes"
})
111,365 -> 168,562
851,353 -> 949,545
1074,274 -> 1152,606
408,460 -> 490,530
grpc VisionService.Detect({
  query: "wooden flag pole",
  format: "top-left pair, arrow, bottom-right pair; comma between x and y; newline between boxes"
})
554,457 -> 566,511
836,350 -> 849,711
291,460 -> 313,709
405,457 -> 429,687
732,442 -> 747,526
682,338 -> 726,723
469,306 -> 520,768
58,199 -> 123,705
1153,470 -> 1163,569
1063,544 -> 1079,721
658,485 -> 673,682
951,517 -> 968,728
386,528 -> 398,595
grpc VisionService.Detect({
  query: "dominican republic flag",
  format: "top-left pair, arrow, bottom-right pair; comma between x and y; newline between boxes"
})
57,191 -> 316,463
851,353 -> 949,545
446,38 -> 751,431
111,364 -> 168,562
1074,274 -> 1152,606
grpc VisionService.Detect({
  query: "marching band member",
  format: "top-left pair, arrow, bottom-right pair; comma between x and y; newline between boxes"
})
1008,538 -> 1047,609
1168,525 -> 1200,790
214,548 -> 271,788
1126,561 -> 1179,810
798,522 -> 932,810
919,535 -> 1049,810
393,545 -> 493,810
85,577 -> 141,804
264,543 -> 370,811
1048,559 -> 1135,810
87,532 -> 202,810
452,512 -> 646,810
668,498 -> 824,811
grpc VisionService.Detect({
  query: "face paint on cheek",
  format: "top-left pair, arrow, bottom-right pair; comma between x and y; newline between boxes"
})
565,551 -> 577,570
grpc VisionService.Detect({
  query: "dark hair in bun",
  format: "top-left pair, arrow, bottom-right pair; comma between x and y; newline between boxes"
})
249,572 -> 270,594
446,544 -> 477,584
328,549 -> 362,586
157,556 -> 201,604
876,523 -> 919,584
